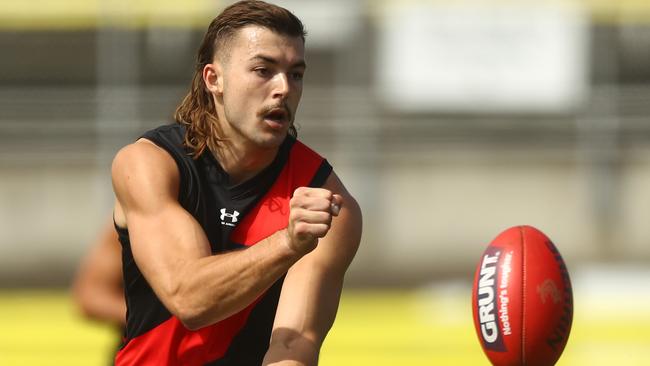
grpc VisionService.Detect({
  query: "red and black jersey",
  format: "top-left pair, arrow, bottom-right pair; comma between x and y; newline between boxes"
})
114,123 -> 332,366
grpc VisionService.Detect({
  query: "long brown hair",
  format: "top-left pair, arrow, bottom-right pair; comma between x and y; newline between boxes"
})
174,0 -> 306,158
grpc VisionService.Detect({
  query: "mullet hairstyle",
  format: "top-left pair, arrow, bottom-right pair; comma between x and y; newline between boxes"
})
174,0 -> 306,158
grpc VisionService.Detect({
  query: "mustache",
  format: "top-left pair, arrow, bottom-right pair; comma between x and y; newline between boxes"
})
259,102 -> 292,121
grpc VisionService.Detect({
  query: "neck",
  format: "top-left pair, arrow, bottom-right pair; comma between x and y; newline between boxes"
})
212,138 -> 280,185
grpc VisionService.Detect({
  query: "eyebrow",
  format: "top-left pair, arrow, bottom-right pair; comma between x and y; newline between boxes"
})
250,55 -> 306,69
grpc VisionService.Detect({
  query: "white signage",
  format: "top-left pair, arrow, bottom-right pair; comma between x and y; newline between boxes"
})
376,1 -> 590,113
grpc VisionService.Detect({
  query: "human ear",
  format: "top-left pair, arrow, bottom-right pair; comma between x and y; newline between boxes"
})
203,63 -> 223,94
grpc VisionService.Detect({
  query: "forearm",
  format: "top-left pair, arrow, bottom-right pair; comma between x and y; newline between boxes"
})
170,230 -> 301,329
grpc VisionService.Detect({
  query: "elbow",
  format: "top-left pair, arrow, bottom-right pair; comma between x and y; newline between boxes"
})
168,295 -> 205,331
71,281 -> 97,320
178,314 -> 205,331
168,291 -> 217,331
173,297 -> 234,331
158,270 -> 218,330
73,295 -> 96,320
161,274 -> 234,330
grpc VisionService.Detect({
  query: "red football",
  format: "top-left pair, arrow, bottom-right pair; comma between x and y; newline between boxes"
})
472,226 -> 573,366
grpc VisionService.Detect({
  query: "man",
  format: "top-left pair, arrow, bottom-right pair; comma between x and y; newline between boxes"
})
110,1 -> 362,365
72,217 -> 125,328
72,216 -> 126,363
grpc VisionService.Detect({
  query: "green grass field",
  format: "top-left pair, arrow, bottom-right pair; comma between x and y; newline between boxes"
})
1,286 -> 649,365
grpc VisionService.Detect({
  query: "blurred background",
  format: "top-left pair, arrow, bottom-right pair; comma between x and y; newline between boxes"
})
1,0 -> 649,365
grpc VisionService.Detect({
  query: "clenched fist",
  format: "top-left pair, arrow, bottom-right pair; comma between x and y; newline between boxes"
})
286,187 -> 342,256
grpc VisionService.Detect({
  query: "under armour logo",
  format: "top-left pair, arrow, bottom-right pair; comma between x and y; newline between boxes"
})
220,208 -> 240,227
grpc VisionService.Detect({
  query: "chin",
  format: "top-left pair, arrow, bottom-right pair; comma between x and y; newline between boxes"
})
253,131 -> 287,149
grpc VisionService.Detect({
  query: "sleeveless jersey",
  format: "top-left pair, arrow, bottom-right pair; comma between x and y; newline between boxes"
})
114,123 -> 332,366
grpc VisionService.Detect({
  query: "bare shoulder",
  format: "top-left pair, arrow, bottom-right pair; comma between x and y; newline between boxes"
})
111,139 -> 180,218
319,171 -> 363,269
322,171 -> 362,222
112,138 -> 177,174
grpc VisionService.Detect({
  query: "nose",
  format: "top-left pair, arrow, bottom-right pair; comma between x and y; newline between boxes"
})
272,73 -> 290,99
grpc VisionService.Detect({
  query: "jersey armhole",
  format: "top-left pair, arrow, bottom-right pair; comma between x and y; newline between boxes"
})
137,134 -> 194,211
308,160 -> 333,188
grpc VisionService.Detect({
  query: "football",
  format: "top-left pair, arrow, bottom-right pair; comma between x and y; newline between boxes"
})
472,226 -> 573,366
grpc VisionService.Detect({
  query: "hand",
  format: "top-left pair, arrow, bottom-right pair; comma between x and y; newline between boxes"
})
286,187 -> 342,256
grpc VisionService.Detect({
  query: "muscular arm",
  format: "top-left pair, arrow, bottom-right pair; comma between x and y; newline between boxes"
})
72,217 -> 126,325
111,140 -> 336,330
263,173 -> 362,366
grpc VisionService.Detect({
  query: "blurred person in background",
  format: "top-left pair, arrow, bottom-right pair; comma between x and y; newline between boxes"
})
72,216 -> 126,360
72,217 -> 125,327
109,1 -> 362,365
